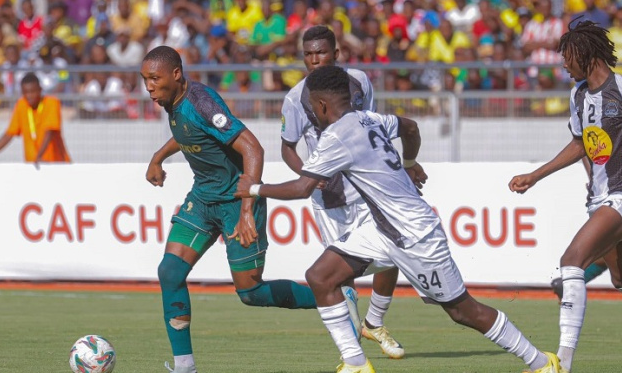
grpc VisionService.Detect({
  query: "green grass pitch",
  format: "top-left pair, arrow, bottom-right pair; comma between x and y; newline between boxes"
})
1,289 -> 620,372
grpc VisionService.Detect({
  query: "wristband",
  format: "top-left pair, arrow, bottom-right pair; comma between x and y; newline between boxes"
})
402,158 -> 417,169
249,184 -> 261,197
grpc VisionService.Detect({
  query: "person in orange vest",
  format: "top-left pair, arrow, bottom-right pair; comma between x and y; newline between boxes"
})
0,72 -> 71,165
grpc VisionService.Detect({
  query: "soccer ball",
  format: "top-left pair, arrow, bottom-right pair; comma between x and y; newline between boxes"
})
68,335 -> 116,373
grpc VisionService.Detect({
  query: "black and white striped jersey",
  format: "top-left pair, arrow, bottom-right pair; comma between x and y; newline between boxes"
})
569,73 -> 622,204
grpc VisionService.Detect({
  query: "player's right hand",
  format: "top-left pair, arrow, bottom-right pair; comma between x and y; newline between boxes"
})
146,162 -> 166,187
508,174 -> 536,194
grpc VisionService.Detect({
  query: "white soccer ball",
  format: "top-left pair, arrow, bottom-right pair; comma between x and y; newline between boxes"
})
68,335 -> 116,373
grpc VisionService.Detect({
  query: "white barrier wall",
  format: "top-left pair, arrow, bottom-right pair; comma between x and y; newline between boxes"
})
0,162 -> 612,288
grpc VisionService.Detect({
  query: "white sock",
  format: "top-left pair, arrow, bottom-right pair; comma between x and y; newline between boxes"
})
174,354 -> 196,368
557,266 -> 586,372
484,310 -> 548,371
365,290 -> 392,327
318,301 -> 366,366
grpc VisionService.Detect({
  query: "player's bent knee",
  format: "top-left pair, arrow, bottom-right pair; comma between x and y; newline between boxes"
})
169,317 -> 190,330
236,283 -> 270,307
305,267 -> 321,289
158,253 -> 191,290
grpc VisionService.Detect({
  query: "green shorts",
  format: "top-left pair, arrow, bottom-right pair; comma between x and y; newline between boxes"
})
168,193 -> 268,272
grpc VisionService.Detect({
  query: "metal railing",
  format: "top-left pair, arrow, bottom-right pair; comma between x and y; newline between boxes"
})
0,62 -> 576,164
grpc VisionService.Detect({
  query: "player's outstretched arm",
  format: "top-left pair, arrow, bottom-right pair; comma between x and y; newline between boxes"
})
509,137 -> 585,194
146,137 -> 180,187
235,173 -> 319,200
229,129 -> 264,247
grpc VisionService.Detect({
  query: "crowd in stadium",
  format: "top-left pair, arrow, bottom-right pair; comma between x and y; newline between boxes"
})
0,0 -> 621,118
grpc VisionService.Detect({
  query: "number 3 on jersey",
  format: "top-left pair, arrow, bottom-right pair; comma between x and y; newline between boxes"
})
368,126 -> 400,170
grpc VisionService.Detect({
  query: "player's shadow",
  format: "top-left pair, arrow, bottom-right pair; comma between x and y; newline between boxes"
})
404,349 -> 506,359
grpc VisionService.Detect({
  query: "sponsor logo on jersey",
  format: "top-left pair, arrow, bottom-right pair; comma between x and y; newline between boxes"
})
171,119 -> 177,127
179,143 -> 202,153
212,113 -> 228,129
186,202 -> 193,212
583,126 -> 612,165
281,115 -> 286,133
359,115 -> 375,128
183,124 -> 191,136
604,100 -> 619,117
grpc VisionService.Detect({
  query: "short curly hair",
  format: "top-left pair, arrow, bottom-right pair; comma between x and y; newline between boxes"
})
305,65 -> 350,98
302,25 -> 336,50
143,45 -> 183,74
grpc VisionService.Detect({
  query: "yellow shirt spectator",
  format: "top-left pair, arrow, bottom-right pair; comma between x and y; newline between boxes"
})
226,0 -> 264,44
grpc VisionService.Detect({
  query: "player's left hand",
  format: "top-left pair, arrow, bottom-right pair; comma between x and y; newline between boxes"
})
228,213 -> 258,248
405,162 -> 427,192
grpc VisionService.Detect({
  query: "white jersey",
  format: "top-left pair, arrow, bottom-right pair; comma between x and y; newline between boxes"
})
569,73 -> 622,204
301,111 -> 441,249
281,68 -> 375,210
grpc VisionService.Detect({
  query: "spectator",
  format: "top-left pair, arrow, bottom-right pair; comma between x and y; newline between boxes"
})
85,0 -> 108,39
331,18 -> 362,61
110,0 -> 150,43
82,14 -> 116,61
34,39 -> 71,94
47,1 -> 82,56
425,18 -> 472,67
64,0 -> 95,32
401,0 -> 427,42
385,13 -> 410,62
221,68 -> 262,118
79,44 -> 126,119
249,0 -> 287,60
274,36 -> 304,90
107,26 -> 145,67
1,44 -> 23,96
17,0 -> 44,53
226,0 -> 264,45
445,0 -> 481,35
572,0 -> 610,29
519,0 -> 563,81
286,0 -> 314,34
530,68 -> 568,116
0,72 -> 71,164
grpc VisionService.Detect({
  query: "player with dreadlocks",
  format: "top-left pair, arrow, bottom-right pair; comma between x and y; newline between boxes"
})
509,19 -> 622,373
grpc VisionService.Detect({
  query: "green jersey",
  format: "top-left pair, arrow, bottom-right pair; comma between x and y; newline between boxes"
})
169,81 -> 247,204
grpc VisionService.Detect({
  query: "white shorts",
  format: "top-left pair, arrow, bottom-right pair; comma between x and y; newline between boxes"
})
329,220 -> 466,303
314,197 -> 371,248
587,193 -> 622,218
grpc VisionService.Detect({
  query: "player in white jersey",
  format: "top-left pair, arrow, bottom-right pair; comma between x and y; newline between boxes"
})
239,65 -> 560,373
280,25 -> 404,358
509,20 -> 622,373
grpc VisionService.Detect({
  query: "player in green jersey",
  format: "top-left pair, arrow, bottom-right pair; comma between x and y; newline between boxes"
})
141,46 -> 316,373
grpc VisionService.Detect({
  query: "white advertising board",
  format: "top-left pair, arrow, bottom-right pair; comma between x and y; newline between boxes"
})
0,162 -> 611,288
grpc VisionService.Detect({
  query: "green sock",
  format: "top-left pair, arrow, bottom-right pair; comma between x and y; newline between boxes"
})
159,253 -> 193,355
584,262 -> 607,283
236,280 -> 316,309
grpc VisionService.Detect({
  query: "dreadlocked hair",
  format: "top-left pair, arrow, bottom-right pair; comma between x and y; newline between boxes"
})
306,65 -> 350,99
558,18 -> 617,77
